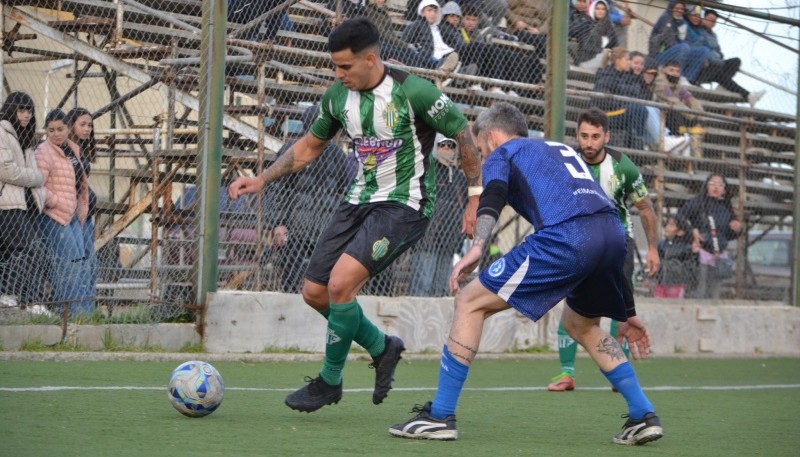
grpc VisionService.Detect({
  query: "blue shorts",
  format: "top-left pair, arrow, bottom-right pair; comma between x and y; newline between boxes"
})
479,212 -> 628,322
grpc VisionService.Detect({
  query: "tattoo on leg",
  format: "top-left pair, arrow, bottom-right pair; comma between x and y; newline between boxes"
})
447,336 -> 478,355
449,350 -> 472,364
596,336 -> 625,361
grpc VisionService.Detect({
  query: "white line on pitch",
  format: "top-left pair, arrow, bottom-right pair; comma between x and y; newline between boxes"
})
2,384 -> 799,393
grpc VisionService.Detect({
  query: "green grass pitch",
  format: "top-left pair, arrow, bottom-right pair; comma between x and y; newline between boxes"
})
1,357 -> 799,456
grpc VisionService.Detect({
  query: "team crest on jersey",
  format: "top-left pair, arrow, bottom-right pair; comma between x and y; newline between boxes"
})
608,173 -> 620,194
371,237 -> 390,261
383,101 -> 399,129
488,258 -> 506,277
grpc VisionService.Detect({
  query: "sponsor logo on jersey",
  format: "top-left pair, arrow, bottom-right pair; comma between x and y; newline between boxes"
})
327,328 -> 342,344
426,93 -> 453,121
371,237 -> 390,261
488,258 -> 506,277
353,136 -> 403,171
383,101 -> 399,130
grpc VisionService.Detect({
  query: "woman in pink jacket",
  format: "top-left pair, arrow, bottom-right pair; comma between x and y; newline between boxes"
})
35,109 -> 92,316
0,92 -> 46,308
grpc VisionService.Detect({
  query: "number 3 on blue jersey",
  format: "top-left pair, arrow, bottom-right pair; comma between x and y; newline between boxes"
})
546,141 -> 593,181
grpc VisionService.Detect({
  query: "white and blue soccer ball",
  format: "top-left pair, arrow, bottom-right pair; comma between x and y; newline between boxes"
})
167,361 -> 225,417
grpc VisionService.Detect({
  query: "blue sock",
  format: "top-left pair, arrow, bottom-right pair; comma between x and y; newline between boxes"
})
602,361 -> 654,420
430,346 -> 469,419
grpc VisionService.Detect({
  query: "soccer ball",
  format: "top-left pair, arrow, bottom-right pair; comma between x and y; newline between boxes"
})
167,361 -> 225,417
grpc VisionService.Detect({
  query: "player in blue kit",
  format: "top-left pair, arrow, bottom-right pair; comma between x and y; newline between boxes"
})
389,102 -> 663,445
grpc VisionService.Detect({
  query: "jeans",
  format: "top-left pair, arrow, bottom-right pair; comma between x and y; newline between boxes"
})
39,214 -> 94,316
409,251 -> 453,297
655,43 -> 709,82
644,106 -> 662,143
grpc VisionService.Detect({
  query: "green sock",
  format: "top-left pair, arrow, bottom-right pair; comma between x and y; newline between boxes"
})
320,301 -> 361,386
353,307 -> 385,358
557,321 -> 577,376
317,303 -> 384,358
609,319 -> 631,360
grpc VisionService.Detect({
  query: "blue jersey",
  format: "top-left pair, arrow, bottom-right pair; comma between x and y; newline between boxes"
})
482,138 -> 616,229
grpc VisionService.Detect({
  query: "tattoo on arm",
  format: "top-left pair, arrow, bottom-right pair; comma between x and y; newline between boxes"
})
455,129 -> 482,187
596,336 -> 626,361
472,214 -> 496,250
260,145 -> 311,186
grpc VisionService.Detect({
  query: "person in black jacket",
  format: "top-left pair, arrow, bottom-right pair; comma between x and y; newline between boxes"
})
677,174 -> 741,299
593,47 -> 647,149
655,215 -> 698,297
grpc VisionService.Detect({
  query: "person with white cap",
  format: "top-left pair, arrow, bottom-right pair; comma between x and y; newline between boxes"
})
401,0 -> 462,79
409,134 -> 467,297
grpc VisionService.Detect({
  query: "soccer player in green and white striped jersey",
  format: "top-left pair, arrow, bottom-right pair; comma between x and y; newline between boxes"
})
547,108 -> 661,392
228,17 -> 482,413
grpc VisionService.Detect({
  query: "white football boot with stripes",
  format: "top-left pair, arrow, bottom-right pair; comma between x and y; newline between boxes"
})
389,402 -> 458,440
613,412 -> 664,445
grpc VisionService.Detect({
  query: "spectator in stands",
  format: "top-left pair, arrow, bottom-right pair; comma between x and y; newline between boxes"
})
654,214 -> 698,298
504,0 -> 548,53
409,135 -> 466,297
677,174 -> 741,299
632,54 -> 662,147
606,1 -> 633,49
401,0 -> 463,77
572,0 -> 618,71
263,104 -> 358,293
439,2 -> 543,94
648,1 -> 709,84
629,50 -> 645,77
686,7 -> 765,107
654,60 -> 704,162
0,92 -> 45,309
36,109 -> 92,316
352,0 -> 446,70
66,108 -> 97,309
593,47 -> 647,149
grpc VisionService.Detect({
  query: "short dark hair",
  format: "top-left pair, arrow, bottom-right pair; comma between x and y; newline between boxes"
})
461,3 -> 481,18
578,108 -> 608,132
704,8 -> 718,18
664,59 -> 681,68
44,108 -> 67,126
629,50 -> 645,60
328,17 -> 380,54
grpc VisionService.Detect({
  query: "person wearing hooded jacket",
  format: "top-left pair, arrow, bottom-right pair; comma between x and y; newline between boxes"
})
571,0 -> 617,71
401,0 -> 462,73
0,92 -> 46,308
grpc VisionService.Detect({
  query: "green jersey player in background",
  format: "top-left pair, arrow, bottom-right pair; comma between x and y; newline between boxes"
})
547,108 -> 661,392
228,17 -> 482,413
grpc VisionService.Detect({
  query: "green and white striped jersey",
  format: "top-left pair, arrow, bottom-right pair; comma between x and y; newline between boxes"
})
584,147 -> 649,238
309,67 -> 467,218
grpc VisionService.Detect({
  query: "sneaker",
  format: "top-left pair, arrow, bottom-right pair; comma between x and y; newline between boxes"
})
488,87 -> 506,95
468,83 -> 485,91
460,63 -> 478,77
0,295 -> 18,308
437,52 -> 461,74
370,335 -> 405,404
613,412 -> 664,445
747,89 -> 765,107
389,402 -> 458,440
507,89 -> 520,97
284,375 -> 343,413
547,372 -> 575,391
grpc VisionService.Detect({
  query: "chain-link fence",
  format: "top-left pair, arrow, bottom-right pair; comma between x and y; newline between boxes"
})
0,0 -> 796,329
